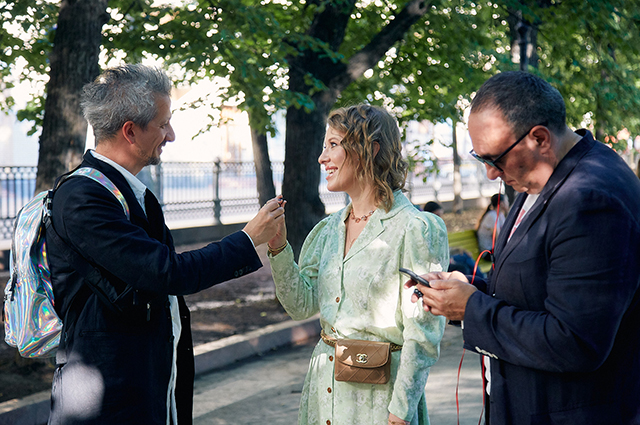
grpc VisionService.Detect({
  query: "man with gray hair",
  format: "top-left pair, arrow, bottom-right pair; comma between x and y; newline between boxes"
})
407,71 -> 640,424
47,64 -> 285,424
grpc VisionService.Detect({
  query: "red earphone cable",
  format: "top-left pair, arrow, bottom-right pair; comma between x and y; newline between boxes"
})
456,182 -> 503,425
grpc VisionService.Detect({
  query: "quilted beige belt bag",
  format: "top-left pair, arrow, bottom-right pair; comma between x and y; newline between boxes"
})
321,329 -> 402,384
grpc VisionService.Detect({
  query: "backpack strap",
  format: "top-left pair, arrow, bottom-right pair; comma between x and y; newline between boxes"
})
46,167 -> 136,363
70,167 -> 130,220
47,166 -> 132,308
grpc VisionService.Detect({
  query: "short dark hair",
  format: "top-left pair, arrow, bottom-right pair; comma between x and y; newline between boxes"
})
470,71 -> 566,137
489,193 -> 505,209
81,64 -> 172,143
423,201 -> 442,213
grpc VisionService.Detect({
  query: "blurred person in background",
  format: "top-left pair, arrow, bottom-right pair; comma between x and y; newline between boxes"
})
422,201 -> 443,217
476,193 -> 508,259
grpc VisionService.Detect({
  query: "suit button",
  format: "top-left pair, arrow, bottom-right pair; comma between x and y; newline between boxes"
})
331,327 -> 336,333
335,297 -> 340,303
327,387 -> 332,393
326,421 -> 331,425
329,356 -> 333,362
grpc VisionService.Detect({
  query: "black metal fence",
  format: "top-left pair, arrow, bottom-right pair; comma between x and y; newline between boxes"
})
0,160 -> 498,245
1,166 -> 38,246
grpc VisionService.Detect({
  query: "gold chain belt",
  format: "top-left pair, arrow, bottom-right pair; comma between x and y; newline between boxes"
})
320,329 -> 402,352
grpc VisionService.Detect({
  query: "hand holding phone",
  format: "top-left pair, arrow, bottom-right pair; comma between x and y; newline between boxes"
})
399,267 -> 430,298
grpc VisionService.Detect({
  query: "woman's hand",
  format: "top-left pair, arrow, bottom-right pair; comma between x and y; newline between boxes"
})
388,413 -> 409,425
243,196 -> 285,247
267,197 -> 287,254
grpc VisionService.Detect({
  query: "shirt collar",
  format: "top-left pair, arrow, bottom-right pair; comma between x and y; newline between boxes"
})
90,150 -> 148,213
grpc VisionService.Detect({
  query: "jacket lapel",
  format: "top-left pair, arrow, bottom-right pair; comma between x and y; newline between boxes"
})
144,189 -> 172,245
80,151 -> 151,230
491,132 -> 596,289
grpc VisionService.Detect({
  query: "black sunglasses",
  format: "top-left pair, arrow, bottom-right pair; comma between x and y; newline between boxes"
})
470,121 -> 548,172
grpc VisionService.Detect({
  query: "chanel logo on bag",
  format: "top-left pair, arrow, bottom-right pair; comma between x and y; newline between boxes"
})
324,331 -> 400,385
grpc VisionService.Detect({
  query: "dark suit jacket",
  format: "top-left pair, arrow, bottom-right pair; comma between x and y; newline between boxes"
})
464,131 -> 640,424
47,151 -> 262,425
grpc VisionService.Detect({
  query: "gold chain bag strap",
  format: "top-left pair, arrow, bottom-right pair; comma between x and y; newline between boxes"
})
321,330 -> 401,385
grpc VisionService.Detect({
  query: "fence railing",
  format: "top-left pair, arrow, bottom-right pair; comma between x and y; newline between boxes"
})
1,160 -> 499,245
1,166 -> 38,246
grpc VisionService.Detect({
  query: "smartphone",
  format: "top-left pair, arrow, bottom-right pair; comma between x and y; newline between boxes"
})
399,268 -> 430,298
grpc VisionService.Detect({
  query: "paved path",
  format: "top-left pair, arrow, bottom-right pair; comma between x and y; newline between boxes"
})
192,324 -> 484,424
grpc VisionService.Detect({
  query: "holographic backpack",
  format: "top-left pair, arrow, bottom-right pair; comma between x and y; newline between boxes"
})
3,167 -> 129,358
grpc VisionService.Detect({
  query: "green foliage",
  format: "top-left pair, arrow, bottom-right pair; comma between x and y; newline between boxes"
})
2,0 -> 640,153
337,0 -> 503,169
531,0 -> 640,145
340,0 -> 502,122
404,135 -> 440,179
0,0 -> 58,130
15,95 -> 44,134
103,0 -> 327,135
0,1 -> 58,74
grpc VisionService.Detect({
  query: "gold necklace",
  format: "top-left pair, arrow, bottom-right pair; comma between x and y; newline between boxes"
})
349,209 -> 375,223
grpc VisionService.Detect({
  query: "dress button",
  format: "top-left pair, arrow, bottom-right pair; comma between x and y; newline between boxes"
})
329,356 -> 333,362
335,297 -> 340,303
331,327 -> 336,332
326,421 -> 331,425
327,387 -> 332,393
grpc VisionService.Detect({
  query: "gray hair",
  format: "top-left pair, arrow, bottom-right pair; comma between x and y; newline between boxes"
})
81,64 -> 172,143
470,71 -> 566,137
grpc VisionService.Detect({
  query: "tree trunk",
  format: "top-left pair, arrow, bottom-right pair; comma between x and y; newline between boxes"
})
250,123 -> 276,206
35,0 -> 109,192
505,2 -> 545,205
451,120 -> 463,214
282,96 -> 332,257
282,0 -> 430,257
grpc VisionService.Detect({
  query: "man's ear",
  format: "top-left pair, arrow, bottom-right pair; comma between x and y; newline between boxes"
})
121,121 -> 136,145
532,125 -> 552,153
373,141 -> 380,157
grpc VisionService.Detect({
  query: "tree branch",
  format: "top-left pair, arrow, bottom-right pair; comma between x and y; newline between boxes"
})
332,0 -> 432,92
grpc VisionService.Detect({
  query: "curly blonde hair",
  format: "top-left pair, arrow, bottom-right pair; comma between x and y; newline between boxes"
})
326,104 -> 407,212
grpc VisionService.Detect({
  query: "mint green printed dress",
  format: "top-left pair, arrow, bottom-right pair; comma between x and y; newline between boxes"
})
269,191 -> 448,425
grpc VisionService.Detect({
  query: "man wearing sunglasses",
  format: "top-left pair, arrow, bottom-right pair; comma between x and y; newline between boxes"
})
406,71 -> 640,424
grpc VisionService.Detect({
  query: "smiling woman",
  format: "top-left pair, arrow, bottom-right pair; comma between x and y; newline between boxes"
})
318,126 -> 354,194
266,103 -> 449,425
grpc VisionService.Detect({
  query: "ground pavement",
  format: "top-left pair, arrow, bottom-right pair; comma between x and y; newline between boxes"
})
0,312 -> 484,425
191,323 -> 484,425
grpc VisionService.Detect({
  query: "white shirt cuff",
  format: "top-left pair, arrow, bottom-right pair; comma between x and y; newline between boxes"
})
241,230 -> 256,247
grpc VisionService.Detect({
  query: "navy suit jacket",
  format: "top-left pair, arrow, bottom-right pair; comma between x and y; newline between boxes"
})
464,131 -> 640,424
47,152 -> 262,424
